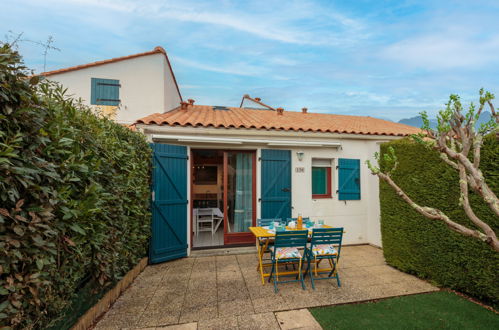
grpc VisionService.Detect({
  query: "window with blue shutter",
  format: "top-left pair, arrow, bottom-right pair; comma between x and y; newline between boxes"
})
91,78 -> 120,106
338,158 -> 360,200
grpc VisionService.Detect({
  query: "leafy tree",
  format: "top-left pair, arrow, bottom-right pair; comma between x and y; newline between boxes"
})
367,91 -> 499,251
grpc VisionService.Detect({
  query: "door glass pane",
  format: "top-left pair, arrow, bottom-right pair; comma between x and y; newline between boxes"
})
227,152 -> 253,233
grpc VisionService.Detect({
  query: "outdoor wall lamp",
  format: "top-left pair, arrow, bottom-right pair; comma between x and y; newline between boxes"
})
296,151 -> 304,161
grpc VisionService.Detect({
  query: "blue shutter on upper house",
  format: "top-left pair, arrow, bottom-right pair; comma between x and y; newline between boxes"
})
338,158 -> 361,200
91,78 -> 120,106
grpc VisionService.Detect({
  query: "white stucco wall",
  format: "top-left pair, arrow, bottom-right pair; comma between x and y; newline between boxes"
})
46,53 -> 181,124
141,126 -> 391,248
285,141 -> 382,246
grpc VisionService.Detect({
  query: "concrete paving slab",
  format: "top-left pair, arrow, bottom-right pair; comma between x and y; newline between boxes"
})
156,322 -> 198,330
218,298 -> 255,317
94,245 -> 438,329
275,309 -> 322,330
198,316 -> 238,330
238,312 -> 280,330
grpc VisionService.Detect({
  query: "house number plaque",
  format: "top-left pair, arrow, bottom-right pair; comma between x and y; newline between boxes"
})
295,167 -> 305,173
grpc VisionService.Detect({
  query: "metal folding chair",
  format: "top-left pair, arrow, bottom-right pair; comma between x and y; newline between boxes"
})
268,230 -> 309,293
305,227 -> 343,289
256,218 -> 282,267
257,218 -> 283,227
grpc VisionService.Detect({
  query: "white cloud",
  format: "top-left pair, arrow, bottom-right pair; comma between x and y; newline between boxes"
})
381,34 -> 499,70
35,0 -> 367,46
171,56 -> 264,76
344,91 -> 391,104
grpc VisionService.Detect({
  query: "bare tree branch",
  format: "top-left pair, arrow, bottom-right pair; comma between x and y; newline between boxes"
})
368,90 -> 499,252
377,172 -> 498,251
458,164 -> 499,250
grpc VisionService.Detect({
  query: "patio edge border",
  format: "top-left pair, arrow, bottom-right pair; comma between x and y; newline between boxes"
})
70,257 -> 148,330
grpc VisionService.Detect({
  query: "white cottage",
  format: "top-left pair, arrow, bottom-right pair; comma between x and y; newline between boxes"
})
134,101 -> 419,262
41,46 -> 182,125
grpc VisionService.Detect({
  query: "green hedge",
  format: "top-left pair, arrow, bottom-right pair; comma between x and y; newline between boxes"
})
0,44 -> 151,328
379,136 -> 499,306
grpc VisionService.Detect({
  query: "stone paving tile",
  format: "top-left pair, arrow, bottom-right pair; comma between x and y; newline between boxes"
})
179,288 -> 218,323
275,309 -> 322,330
237,312 -> 280,330
94,311 -> 143,329
218,298 -> 255,317
198,316 -> 239,330
156,322 -> 197,330
216,255 -> 240,272
106,296 -> 150,316
94,246 -> 439,329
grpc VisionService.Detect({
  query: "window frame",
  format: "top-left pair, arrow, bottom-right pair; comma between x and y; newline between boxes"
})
312,166 -> 332,199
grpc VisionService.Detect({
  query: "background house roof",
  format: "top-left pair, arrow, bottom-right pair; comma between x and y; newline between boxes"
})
40,46 -> 183,101
136,105 -> 421,136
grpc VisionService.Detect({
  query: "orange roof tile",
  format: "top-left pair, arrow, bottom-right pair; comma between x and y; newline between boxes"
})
136,105 -> 421,136
40,46 -> 182,101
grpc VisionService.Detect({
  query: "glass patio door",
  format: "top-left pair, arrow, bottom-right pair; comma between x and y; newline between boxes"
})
223,151 -> 256,244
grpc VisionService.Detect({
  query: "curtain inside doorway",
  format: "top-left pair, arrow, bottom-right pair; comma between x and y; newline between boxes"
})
233,153 -> 252,232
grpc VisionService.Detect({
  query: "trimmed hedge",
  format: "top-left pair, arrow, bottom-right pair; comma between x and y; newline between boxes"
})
0,44 -> 151,328
379,136 -> 499,306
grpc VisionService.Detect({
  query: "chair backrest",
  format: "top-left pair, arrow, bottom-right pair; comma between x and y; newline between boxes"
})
285,217 -> 311,225
274,230 -> 309,248
197,208 -> 214,216
311,227 -> 344,255
257,218 -> 282,226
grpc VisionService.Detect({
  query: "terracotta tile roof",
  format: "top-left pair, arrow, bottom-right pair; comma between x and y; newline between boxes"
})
136,105 -> 421,136
39,46 -> 182,101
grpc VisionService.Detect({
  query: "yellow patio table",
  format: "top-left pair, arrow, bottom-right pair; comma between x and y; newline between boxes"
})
249,225 -> 333,285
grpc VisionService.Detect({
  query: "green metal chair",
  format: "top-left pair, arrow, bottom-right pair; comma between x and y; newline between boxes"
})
305,227 -> 344,289
257,218 -> 283,227
256,218 -> 283,247
256,218 -> 282,272
268,230 -> 309,293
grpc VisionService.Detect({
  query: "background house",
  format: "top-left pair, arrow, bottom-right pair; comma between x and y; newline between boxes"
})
41,46 -> 182,125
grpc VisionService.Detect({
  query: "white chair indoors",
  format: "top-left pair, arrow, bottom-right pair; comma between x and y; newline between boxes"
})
196,208 -> 224,237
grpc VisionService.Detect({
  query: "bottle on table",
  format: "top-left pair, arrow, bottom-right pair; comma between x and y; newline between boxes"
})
297,214 -> 303,230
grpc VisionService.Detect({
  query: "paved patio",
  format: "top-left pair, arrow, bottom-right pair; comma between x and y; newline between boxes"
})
94,245 -> 438,329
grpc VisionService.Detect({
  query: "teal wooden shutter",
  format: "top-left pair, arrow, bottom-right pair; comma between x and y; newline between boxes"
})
260,149 -> 291,219
91,78 -> 120,106
338,158 -> 360,200
150,143 -> 188,264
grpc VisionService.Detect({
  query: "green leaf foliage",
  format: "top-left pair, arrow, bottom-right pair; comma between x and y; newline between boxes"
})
379,137 -> 499,307
0,43 -> 151,328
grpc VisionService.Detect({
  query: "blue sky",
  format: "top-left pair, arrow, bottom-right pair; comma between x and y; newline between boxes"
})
2,0 -> 499,121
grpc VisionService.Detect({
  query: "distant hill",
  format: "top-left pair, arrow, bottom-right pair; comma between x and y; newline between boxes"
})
398,111 -> 492,130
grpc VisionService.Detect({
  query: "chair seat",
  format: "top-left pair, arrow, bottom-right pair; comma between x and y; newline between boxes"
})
270,247 -> 301,259
311,244 -> 337,256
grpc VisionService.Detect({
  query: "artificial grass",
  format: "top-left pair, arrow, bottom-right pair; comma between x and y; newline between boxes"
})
310,292 -> 498,330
